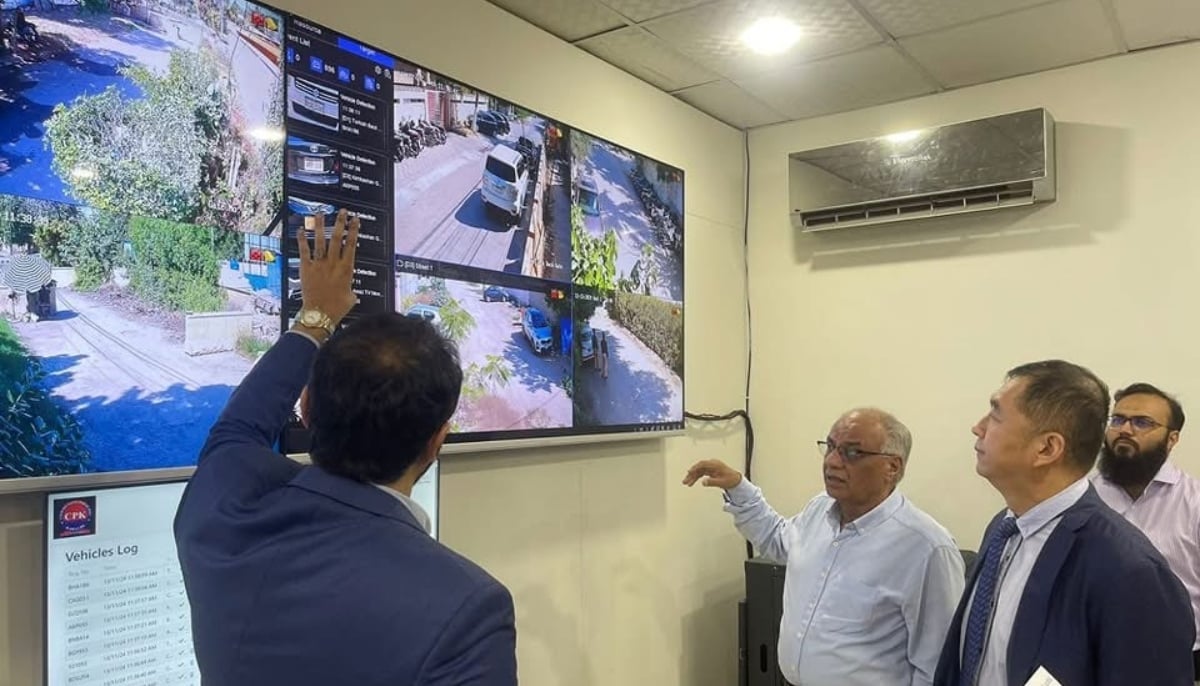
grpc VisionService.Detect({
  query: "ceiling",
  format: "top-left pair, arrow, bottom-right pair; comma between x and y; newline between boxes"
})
484,0 -> 1200,129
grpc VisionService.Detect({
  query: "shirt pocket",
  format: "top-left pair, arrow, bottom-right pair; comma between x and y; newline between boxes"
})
817,574 -> 881,633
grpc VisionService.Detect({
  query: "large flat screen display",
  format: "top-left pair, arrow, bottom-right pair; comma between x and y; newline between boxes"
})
280,18 -> 685,448
44,467 -> 438,685
2,0 -> 684,490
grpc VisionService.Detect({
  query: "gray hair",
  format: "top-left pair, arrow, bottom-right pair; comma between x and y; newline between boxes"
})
878,411 -> 913,463
839,407 -> 913,475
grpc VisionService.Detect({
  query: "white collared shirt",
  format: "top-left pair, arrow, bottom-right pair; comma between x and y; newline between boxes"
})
963,476 -> 1090,686
724,479 -> 964,686
1092,462 -> 1200,649
373,484 -> 433,535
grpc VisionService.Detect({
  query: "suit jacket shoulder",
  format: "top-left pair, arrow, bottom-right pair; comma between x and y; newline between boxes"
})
1010,487 -> 1195,686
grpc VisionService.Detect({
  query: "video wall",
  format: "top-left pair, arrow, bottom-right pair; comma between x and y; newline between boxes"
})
0,0 -> 684,484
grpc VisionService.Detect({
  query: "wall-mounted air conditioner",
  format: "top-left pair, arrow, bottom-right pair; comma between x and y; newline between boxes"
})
789,108 -> 1055,232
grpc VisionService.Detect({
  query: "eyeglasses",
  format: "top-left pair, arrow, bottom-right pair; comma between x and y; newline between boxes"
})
1108,414 -> 1169,432
817,438 -> 897,463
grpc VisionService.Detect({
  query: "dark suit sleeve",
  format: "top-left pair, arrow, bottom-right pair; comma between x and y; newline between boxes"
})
1094,556 -> 1195,686
198,332 -> 318,462
419,581 -> 518,686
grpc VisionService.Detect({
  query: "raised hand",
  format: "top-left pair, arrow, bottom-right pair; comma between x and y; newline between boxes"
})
682,459 -> 743,490
297,209 -> 361,326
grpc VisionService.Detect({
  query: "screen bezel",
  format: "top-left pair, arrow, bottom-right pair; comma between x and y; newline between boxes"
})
2,0 -> 685,495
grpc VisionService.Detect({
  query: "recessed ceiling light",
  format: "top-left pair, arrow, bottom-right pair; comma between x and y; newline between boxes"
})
741,17 -> 802,56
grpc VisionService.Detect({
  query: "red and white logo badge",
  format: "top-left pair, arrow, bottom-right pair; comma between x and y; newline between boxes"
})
53,497 -> 95,538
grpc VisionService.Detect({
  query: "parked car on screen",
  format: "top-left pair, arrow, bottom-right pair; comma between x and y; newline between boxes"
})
474,111 -> 506,136
480,110 -> 510,134
522,307 -> 553,354
483,286 -> 508,302
516,136 -> 538,165
481,144 -> 529,224
405,304 -> 442,329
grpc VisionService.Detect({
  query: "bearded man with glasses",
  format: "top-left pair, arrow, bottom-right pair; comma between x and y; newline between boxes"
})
1092,382 -> 1200,681
683,407 -> 964,686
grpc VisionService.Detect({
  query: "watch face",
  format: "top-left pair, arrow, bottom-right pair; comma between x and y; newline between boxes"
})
300,310 -> 320,326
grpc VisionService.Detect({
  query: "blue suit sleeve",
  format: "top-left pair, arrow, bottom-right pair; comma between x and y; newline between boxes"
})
419,581 -> 518,686
198,332 -> 318,462
1094,557 -> 1195,686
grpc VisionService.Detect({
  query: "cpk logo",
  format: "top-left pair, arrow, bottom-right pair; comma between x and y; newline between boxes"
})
53,497 -> 96,539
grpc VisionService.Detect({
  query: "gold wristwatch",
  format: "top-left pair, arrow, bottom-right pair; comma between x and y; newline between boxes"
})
295,308 -> 336,336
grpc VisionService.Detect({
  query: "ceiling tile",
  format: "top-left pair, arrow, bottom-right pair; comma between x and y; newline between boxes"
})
1110,0 -> 1200,50
673,79 -> 788,128
856,0 -> 1055,38
577,26 -> 720,91
597,0 -> 714,23
642,0 -> 884,80
736,45 -> 938,120
488,0 -> 627,41
899,0 -> 1121,88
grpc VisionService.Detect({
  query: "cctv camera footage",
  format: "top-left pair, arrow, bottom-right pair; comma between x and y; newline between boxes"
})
1,0 -> 684,482
388,51 -> 683,441
0,0 -> 289,479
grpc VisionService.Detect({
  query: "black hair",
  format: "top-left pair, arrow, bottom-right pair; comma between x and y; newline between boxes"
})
1006,360 -> 1110,472
308,312 -> 462,484
1114,382 -> 1185,431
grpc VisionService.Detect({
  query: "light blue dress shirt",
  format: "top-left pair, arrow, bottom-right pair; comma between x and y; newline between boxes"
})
725,478 -> 964,686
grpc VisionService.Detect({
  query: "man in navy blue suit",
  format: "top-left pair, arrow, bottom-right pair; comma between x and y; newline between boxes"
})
174,210 -> 517,686
934,360 -> 1193,686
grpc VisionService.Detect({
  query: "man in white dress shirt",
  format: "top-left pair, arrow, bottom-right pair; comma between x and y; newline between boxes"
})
933,360 -> 1193,686
1091,382 -> 1200,681
684,407 -> 965,686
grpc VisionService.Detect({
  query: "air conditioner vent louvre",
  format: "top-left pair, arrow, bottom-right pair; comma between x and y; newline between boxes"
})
798,183 -> 1036,232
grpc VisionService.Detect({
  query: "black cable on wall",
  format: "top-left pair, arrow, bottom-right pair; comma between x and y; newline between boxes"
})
683,131 -> 754,559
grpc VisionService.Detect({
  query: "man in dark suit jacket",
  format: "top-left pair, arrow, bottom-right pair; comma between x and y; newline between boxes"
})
174,211 -> 517,686
934,360 -> 1193,686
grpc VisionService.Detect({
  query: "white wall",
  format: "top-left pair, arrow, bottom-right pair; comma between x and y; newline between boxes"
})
0,1 -> 747,685
748,42 -> 1200,549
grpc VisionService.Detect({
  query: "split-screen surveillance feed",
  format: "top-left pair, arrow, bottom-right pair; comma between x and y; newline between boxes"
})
396,271 -> 572,433
0,0 -> 685,484
391,62 -> 571,284
566,132 -> 683,430
390,53 -> 684,440
0,0 -> 286,480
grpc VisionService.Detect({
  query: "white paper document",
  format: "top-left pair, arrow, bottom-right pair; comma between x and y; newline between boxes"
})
1024,666 -> 1063,686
